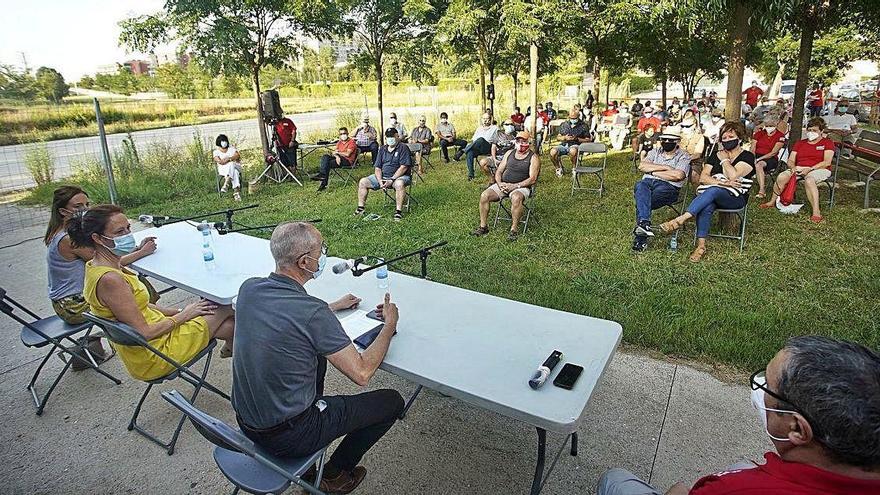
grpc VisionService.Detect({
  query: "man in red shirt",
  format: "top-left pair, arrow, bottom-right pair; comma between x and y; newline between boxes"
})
312,126 -> 358,191
598,336 -> 880,495
742,80 -> 764,109
751,116 -> 787,198
510,106 -> 525,129
637,107 -> 662,133
808,83 -> 824,117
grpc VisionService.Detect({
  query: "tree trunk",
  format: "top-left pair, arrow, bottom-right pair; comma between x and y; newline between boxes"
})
253,70 -> 269,157
790,16 -> 817,143
488,66 -> 496,117
604,69 -> 610,106
724,0 -> 750,122
480,62 -> 487,116
512,70 -> 519,109
661,73 -> 667,109
592,58 -> 600,115
376,60 -> 385,145
529,43 -> 538,145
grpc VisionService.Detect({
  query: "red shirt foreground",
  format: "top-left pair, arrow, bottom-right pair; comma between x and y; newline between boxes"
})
792,138 -> 835,168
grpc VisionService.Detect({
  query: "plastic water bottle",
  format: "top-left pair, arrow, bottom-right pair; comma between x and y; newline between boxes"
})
197,222 -> 216,269
376,259 -> 389,290
669,235 -> 678,252
138,214 -> 153,224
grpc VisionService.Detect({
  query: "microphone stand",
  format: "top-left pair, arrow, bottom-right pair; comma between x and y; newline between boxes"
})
217,219 -> 321,235
351,241 -> 448,280
153,204 -> 259,229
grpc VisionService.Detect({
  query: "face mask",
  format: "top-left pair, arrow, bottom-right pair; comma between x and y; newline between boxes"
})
440,119 -> 448,124
220,141 -> 228,148
721,138 -> 739,151
516,141 -> 530,153
569,119 -> 578,125
504,125 -> 515,134
339,134 -> 348,140
102,233 -> 136,256
712,117 -> 721,123
837,107 -> 848,113
750,384 -> 795,442
390,118 -> 397,124
645,130 -> 654,137
661,141 -> 677,152
419,122 -> 426,127
765,126 -> 776,133
483,120 -> 490,126
304,253 -> 327,279
807,131 -> 820,141
386,137 -> 397,146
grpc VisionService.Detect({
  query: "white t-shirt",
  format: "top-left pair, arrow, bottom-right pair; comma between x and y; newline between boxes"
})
823,113 -> 857,131
472,125 -> 498,143
524,116 -> 544,133
213,146 -> 241,176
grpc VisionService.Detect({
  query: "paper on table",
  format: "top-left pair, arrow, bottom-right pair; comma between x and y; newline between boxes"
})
339,310 -> 382,342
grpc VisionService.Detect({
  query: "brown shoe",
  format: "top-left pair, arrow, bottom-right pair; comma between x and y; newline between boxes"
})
70,336 -> 114,371
320,466 -> 366,494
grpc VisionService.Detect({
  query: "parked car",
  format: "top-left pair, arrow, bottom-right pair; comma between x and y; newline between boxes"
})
837,88 -> 872,122
779,79 -> 797,100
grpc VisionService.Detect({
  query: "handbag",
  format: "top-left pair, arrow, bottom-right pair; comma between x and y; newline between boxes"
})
779,173 -> 798,206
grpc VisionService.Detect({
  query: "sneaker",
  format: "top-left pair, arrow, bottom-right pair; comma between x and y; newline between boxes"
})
319,466 -> 367,494
634,222 -> 655,237
233,192 -> 242,202
309,174 -> 325,182
220,186 -> 228,193
507,230 -> 520,242
470,226 -> 489,236
632,236 -> 648,253
317,183 -> 327,192
394,211 -> 403,222
353,207 -> 366,216
555,168 -> 563,178
453,151 -> 464,161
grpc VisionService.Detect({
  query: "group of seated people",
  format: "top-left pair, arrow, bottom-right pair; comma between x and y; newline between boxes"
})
42,184 -> 880,494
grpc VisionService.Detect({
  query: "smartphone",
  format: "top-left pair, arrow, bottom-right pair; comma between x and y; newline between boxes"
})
553,363 -> 584,390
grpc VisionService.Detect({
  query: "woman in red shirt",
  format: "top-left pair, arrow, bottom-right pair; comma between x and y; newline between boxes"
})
751,116 -> 787,199
760,118 -> 835,222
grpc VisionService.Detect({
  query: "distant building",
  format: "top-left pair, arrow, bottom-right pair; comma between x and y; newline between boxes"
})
294,35 -> 363,69
96,63 -> 119,76
124,60 -> 151,76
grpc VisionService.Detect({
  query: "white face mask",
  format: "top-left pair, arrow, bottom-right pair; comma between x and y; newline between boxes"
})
440,119 -> 448,124
390,118 -> 397,124
807,131 -> 820,141
750,384 -> 796,443
339,134 -> 348,140
220,141 -> 228,148
504,125 -> 515,134
765,126 -> 776,133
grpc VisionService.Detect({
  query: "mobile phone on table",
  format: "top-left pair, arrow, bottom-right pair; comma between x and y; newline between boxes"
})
553,363 -> 584,390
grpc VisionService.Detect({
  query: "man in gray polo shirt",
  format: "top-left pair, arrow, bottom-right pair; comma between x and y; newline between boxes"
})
233,222 -> 403,494
632,128 -> 691,252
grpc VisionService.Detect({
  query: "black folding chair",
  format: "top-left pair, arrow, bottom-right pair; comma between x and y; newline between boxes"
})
162,390 -> 328,495
494,183 -> 538,234
695,204 -> 749,253
84,313 -> 230,455
382,177 -> 419,211
0,288 -> 121,415
329,149 -> 360,187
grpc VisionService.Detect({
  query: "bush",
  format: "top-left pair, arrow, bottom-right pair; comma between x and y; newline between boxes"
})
24,143 -> 53,185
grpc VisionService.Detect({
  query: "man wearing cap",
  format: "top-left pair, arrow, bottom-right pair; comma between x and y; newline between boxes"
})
471,131 -> 540,242
354,115 -> 379,165
823,99 -> 859,144
743,80 -> 765,109
638,107 -> 662,133
408,115 -> 433,175
355,128 -> 412,222
631,127 -> 691,252
550,109 -> 591,177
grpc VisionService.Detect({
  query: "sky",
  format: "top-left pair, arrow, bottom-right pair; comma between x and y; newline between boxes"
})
0,0 -> 169,81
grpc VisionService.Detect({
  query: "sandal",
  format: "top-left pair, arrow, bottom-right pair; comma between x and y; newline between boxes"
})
755,192 -> 766,199
758,201 -> 774,209
659,218 -> 683,234
810,215 -> 824,223
220,344 -> 232,358
688,246 -> 707,263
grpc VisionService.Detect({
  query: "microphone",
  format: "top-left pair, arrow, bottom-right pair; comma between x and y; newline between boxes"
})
138,214 -> 173,227
213,222 -> 230,234
529,350 -> 563,390
332,258 -> 365,275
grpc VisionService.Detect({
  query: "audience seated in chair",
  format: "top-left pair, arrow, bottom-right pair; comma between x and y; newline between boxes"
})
524,104 -> 547,153
311,127 -> 358,191
386,112 -> 407,141
355,128 -> 413,222
510,106 -> 525,130
471,131 -> 540,242
598,336 -> 880,495
638,107 -> 662,133
435,112 -> 467,163
760,117 -> 835,223
678,110 -> 706,187
408,115 -> 434,175
354,114 -> 379,166
631,128 -> 691,252
550,109 -> 591,177
822,98 -> 859,145
660,122 -> 755,262
751,117 -> 787,199
454,113 -> 498,181
213,134 -> 243,202
609,106 -> 633,150
479,120 -> 516,183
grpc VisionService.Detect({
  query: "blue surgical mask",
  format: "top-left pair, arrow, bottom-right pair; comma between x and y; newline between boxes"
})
569,119 -> 578,125
102,233 -> 136,256
386,137 -> 397,146
308,253 -> 326,279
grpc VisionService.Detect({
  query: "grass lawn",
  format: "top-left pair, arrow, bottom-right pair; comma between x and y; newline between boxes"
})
25,146 -> 880,371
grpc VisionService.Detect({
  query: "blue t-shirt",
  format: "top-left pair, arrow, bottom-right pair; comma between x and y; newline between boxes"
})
232,273 -> 351,429
375,145 -> 412,178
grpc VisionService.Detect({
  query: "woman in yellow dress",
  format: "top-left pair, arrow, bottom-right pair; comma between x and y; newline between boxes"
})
67,204 -> 235,381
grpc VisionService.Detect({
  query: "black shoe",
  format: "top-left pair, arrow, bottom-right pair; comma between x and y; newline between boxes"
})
453,151 -> 463,161
310,174 -> 325,182
317,183 -> 327,191
470,226 -> 489,236
634,221 -> 655,237
394,211 -> 403,222
632,236 -> 648,252
443,157 -> 450,163
507,230 -> 520,242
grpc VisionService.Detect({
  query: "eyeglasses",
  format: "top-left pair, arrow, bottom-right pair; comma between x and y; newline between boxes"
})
750,369 -> 817,430
296,242 -> 328,262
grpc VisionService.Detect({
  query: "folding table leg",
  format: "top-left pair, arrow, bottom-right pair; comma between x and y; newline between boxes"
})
398,384 -> 424,420
530,428 -> 574,495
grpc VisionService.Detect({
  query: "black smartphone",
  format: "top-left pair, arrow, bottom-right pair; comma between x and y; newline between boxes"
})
553,363 -> 584,390
366,309 -> 383,321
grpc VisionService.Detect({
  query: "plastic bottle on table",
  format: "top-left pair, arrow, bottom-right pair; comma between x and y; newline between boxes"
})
197,222 -> 216,270
376,258 -> 388,290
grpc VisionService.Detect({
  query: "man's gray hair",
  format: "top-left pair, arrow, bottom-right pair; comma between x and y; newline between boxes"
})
777,336 -> 880,469
270,222 -> 320,270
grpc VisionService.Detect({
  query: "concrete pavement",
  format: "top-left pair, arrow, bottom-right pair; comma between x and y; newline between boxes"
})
0,221 -> 770,495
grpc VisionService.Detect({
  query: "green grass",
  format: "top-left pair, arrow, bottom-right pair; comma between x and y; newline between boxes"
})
23,147 -> 880,371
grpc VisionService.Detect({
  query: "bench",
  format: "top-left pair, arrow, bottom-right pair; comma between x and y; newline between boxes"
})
831,130 -> 880,208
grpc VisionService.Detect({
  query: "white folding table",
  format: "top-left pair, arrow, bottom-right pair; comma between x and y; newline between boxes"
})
131,224 -> 622,494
